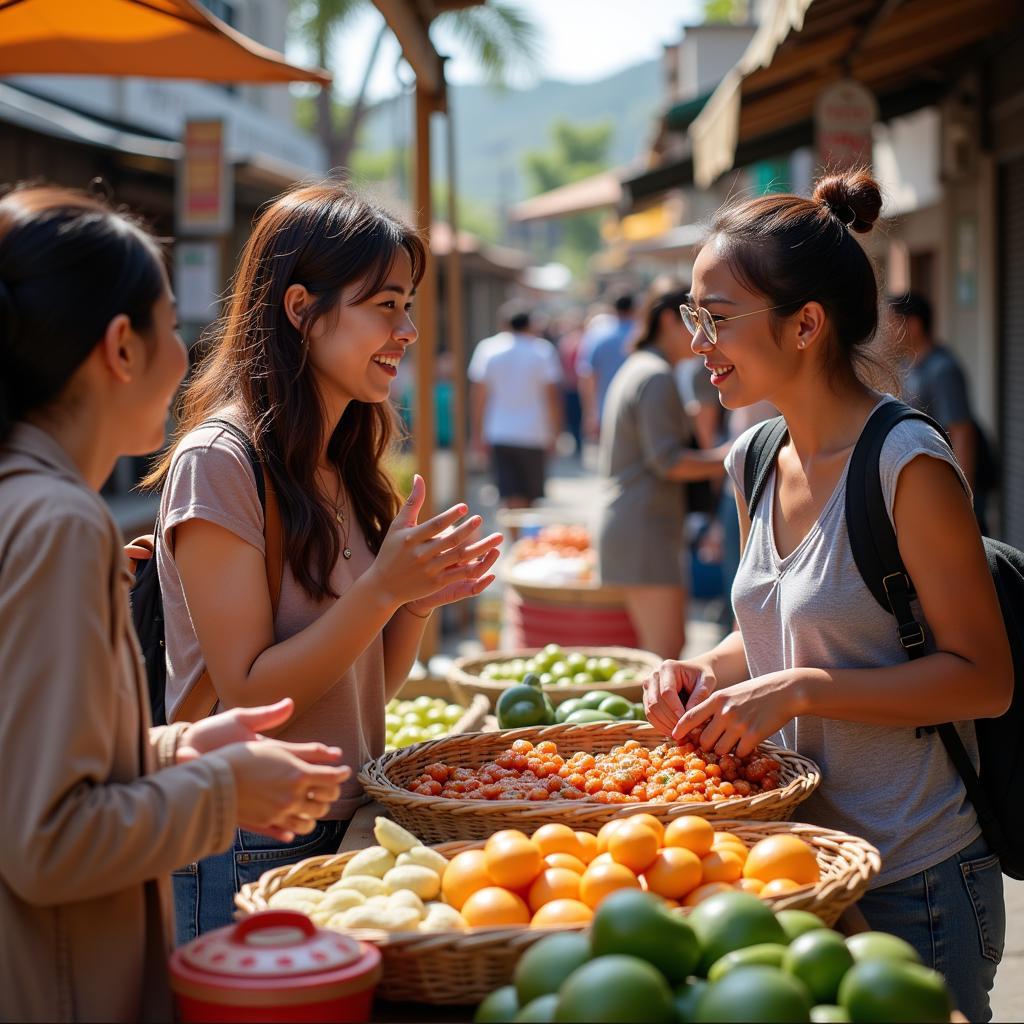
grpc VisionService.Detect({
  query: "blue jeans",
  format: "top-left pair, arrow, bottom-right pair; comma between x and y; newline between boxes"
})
856,833 -> 1004,1023
172,819 -> 349,946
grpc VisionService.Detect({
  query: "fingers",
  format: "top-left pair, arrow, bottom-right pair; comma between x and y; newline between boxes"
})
642,671 -> 678,736
672,699 -> 716,744
394,474 -> 426,528
406,501 -> 469,544
240,823 -> 296,843
232,698 -> 295,734
419,514 -> 482,561
436,546 -> 500,585
269,740 -> 344,765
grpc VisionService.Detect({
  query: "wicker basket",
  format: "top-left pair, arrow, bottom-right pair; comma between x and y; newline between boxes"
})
448,646 -> 660,707
235,821 -> 879,1004
357,721 -> 821,843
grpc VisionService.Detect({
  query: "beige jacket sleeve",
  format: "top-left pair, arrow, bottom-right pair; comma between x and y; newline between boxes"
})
0,510 -> 237,907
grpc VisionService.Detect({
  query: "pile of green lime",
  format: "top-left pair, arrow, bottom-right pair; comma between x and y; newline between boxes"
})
481,644 -> 637,689
496,681 -> 644,730
474,889 -> 954,1023
385,695 -> 467,750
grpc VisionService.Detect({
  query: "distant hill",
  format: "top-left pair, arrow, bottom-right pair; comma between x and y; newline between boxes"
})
358,59 -> 662,210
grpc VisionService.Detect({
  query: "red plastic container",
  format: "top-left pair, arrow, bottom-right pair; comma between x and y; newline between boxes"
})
169,910 -> 381,1023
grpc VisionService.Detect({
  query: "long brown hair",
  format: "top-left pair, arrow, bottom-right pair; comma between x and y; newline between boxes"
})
145,182 -> 426,600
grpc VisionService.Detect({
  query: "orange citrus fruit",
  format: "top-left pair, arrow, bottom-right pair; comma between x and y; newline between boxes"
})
441,849 -> 494,911
683,881 -> 735,908
530,899 -> 594,928
712,840 -> 748,864
590,851 -> 615,867
663,816 -> 715,857
742,835 -> 820,885
484,830 -> 544,890
461,886 -> 531,928
532,823 -> 584,860
623,813 -> 666,844
579,861 -> 641,909
527,868 -> 582,913
545,852 -> 587,874
641,846 -> 703,900
575,831 -> 599,864
759,877 -> 804,897
607,820 -> 660,874
700,849 -> 744,884
596,819 -> 629,854
735,878 -> 765,895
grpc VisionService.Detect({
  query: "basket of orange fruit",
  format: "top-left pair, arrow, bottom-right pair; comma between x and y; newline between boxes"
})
357,722 -> 821,843
236,813 -> 879,1005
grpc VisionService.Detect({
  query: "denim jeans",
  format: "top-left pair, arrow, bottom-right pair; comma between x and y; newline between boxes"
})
172,819 -> 349,946
857,833 -> 1004,1023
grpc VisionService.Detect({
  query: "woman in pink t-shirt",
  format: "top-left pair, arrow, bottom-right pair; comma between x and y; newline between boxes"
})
143,182 -> 501,942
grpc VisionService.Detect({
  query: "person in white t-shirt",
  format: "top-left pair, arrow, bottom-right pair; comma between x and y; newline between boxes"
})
469,301 -> 563,508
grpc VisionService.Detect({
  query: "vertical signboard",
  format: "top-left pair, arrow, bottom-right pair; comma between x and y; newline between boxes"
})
815,79 -> 878,173
176,118 -> 233,236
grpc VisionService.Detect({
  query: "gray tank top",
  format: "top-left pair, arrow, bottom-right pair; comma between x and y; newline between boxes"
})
726,399 -> 979,887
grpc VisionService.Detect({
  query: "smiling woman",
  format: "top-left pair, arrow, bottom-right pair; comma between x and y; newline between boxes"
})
141,181 -> 502,944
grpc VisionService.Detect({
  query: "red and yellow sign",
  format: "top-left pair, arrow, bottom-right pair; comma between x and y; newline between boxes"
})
177,119 -> 232,235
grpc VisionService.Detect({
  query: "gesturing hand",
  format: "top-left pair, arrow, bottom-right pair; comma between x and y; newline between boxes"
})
371,475 -> 503,613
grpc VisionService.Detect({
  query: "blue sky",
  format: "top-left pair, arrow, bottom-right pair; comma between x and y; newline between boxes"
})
314,0 -> 706,101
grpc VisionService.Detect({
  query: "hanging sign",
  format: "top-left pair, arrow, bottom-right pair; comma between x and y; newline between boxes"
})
177,118 -> 233,235
815,79 -> 878,172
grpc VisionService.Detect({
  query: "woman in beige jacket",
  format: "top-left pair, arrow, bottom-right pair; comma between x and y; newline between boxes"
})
0,185 -> 351,1022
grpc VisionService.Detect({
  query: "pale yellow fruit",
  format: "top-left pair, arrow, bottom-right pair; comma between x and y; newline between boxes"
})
374,817 -> 421,855
341,845 -> 396,879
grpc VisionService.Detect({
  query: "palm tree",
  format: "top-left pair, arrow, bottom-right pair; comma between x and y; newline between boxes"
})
290,0 -> 542,171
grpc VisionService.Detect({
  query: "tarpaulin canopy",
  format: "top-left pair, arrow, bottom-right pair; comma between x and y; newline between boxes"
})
0,0 -> 330,84
690,0 -> 1018,187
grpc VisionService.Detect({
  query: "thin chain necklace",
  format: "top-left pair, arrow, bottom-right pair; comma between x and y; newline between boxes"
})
330,475 -> 353,560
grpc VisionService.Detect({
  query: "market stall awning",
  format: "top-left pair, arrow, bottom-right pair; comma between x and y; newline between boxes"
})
0,0 -> 330,84
509,170 -> 623,223
691,0 -> 1019,187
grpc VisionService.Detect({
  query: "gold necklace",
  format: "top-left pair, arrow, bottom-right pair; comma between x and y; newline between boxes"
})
332,479 -> 353,560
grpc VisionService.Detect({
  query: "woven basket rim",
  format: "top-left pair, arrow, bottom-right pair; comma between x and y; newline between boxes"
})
358,721 -> 821,819
235,820 -> 880,948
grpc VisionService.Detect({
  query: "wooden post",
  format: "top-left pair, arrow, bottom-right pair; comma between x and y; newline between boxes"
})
445,85 -> 470,632
413,82 -> 437,514
414,80 -> 440,658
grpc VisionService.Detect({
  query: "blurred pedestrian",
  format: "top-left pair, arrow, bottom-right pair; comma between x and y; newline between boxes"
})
0,184 -> 349,1021
888,291 -> 996,531
469,300 -> 563,508
554,309 -> 585,455
597,280 -> 729,660
144,183 -> 501,942
578,290 -> 636,441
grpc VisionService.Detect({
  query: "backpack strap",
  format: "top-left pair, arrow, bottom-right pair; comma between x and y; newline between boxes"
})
743,415 -> 789,518
169,420 -> 284,724
845,400 -> 950,653
844,401 -> 1007,855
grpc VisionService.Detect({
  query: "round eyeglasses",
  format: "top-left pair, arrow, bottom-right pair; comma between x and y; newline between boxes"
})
679,301 -> 797,346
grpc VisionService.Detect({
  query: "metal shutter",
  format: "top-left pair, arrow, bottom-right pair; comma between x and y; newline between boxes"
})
1000,157 -> 1024,547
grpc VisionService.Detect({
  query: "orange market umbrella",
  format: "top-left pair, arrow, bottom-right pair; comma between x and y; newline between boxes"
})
0,0 -> 330,84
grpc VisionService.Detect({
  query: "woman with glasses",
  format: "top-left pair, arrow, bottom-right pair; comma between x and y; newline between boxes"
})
596,279 -> 729,659
642,170 -> 1009,1021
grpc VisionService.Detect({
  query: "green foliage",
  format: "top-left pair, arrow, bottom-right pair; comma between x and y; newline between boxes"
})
523,119 -> 614,195
703,0 -> 747,23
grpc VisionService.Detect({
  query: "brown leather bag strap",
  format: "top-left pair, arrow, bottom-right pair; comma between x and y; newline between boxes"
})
171,469 -> 284,723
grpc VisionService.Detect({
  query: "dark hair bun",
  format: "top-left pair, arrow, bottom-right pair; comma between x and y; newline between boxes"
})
812,171 -> 882,234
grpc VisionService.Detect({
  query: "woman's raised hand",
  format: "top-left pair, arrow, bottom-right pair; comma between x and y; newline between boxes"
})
369,474 -> 502,613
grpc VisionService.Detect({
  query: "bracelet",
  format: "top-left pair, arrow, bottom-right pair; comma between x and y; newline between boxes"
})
403,603 -> 433,619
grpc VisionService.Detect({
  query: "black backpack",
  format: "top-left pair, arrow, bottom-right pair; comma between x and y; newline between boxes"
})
128,419 -> 265,726
744,401 -> 1024,879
